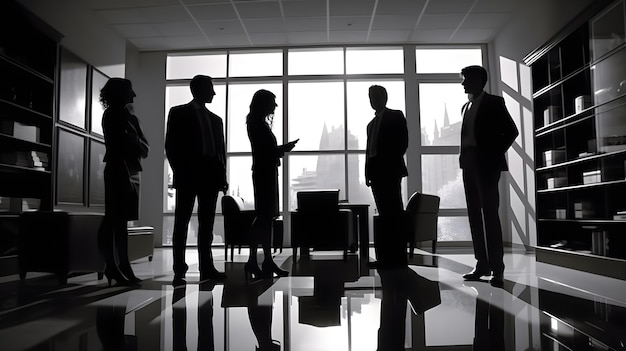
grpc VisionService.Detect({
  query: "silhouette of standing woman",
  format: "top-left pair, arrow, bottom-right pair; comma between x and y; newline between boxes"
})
99,78 -> 149,286
245,89 -> 298,279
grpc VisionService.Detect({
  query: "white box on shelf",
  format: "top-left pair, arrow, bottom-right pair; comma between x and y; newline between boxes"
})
582,170 -> 601,184
574,95 -> 592,113
543,106 -> 561,126
543,149 -> 566,166
546,177 -> 567,188
555,209 -> 567,219
12,122 -> 39,143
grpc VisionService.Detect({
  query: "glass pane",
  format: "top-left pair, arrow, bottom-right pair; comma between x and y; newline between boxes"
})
591,1 -> 626,61
346,47 -> 404,74
229,51 -> 283,77
227,82 -> 283,153
591,47 -> 626,105
166,53 -> 227,80
288,81 -> 344,151
347,80 -> 406,150
438,216 -> 471,242
419,83 -> 466,146
227,155 -> 283,212
288,154 -> 346,211
90,69 -> 107,135
415,48 -> 482,73
288,48 -> 344,75
421,154 -> 466,209
165,84 -> 226,132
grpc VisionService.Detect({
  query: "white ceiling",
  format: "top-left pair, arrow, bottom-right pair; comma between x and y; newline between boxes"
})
79,0 -> 525,51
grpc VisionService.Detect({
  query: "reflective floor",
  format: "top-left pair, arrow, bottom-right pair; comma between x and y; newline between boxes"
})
1,247 -> 625,351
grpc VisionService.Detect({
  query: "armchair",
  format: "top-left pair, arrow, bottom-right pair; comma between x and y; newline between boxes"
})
291,189 -> 355,260
221,195 -> 255,261
405,191 -> 440,256
221,195 -> 283,261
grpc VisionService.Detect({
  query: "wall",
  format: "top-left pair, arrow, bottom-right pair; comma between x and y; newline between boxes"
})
130,52 -> 168,246
491,0 -> 596,249
17,0 -> 126,77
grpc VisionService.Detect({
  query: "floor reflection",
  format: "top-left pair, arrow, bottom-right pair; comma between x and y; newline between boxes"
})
1,249 -> 626,351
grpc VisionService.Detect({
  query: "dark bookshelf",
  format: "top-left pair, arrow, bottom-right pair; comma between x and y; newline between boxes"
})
525,0 -> 626,279
0,1 -> 61,269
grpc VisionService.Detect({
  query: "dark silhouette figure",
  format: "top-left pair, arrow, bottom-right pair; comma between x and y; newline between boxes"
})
470,284 -> 506,350
365,85 -> 409,268
99,78 -> 149,286
221,263 -> 281,350
247,282 -> 281,351
459,65 -> 519,287
245,89 -> 297,279
172,285 -> 216,351
165,75 -> 228,286
377,267 -> 441,351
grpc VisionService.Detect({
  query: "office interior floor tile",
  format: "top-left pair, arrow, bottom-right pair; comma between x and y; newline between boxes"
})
1,247 -> 625,351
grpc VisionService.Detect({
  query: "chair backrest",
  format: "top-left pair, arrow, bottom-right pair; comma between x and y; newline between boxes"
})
221,195 -> 245,215
405,191 -> 440,242
406,191 -> 440,214
297,189 -> 339,213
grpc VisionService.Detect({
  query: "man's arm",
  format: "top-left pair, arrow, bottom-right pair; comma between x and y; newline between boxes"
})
496,97 -> 519,154
164,107 -> 181,171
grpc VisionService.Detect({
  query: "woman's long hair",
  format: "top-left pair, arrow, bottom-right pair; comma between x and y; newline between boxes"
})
246,89 -> 276,127
100,78 -> 132,109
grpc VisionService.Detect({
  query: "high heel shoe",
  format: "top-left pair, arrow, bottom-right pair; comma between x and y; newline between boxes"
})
244,261 -> 263,280
104,267 -> 130,287
261,260 -> 289,278
119,262 -> 142,284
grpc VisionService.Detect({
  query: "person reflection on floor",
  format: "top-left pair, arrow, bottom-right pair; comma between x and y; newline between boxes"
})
172,283 -> 216,351
377,267 -> 441,351
247,280 -> 280,351
96,294 -> 137,351
467,282 -> 505,350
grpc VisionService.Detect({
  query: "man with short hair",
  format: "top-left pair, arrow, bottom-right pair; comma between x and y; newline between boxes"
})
165,75 -> 228,286
459,65 -> 518,287
365,85 -> 409,268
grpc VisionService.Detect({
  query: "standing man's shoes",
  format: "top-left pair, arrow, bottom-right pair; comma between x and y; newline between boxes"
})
462,268 -> 491,281
490,273 -> 504,287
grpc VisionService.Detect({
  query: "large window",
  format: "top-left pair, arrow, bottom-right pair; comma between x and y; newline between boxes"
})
164,46 -> 484,246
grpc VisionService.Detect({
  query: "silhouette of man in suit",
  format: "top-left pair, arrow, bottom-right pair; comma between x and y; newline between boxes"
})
365,85 -> 409,268
165,75 -> 228,285
459,65 -> 518,287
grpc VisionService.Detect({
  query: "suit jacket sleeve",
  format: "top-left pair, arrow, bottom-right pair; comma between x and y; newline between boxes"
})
492,96 -> 519,155
392,110 -> 409,156
165,106 -> 183,172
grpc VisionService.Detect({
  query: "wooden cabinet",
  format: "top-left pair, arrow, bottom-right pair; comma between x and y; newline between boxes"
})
0,0 -> 61,212
526,0 -> 626,279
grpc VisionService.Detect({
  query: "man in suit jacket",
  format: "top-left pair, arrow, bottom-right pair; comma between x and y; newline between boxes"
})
365,85 -> 409,268
459,65 -> 519,287
165,75 -> 228,285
